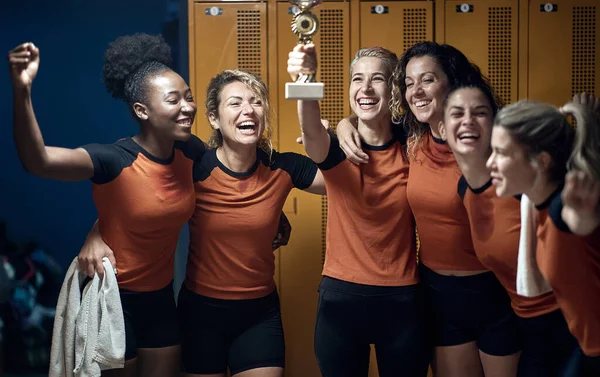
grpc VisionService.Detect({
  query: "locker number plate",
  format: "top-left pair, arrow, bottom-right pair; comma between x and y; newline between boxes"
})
371,5 -> 388,15
205,7 -> 222,16
457,4 -> 474,13
541,3 -> 558,12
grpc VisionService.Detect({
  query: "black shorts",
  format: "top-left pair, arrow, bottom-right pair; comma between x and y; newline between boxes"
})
119,281 -> 180,360
178,284 -> 285,375
420,265 -> 520,356
314,276 -> 430,377
517,310 -> 580,377
561,345 -> 600,377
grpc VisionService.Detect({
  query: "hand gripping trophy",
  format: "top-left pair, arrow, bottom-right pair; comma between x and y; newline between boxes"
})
285,0 -> 325,100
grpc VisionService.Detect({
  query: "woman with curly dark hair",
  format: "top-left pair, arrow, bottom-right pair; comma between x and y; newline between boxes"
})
8,33 -> 205,376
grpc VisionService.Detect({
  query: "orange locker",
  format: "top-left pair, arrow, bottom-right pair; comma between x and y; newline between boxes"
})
526,0 -> 599,106
188,1 -> 268,141
359,1 -> 434,56
444,0 -> 519,105
276,2 -> 351,376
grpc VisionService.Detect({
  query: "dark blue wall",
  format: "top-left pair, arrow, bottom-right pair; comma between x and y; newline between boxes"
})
0,0 -> 187,269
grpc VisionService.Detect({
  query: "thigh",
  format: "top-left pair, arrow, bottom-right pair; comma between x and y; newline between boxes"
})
314,287 -> 370,377
433,342 -> 483,377
229,306 -> 285,376
137,345 -> 181,377
373,287 -> 430,377
178,285 -> 231,375
479,350 -> 520,377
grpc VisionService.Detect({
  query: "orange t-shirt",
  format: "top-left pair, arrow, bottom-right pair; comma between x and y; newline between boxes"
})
458,177 -> 559,318
317,135 -> 418,286
186,148 -> 317,300
406,133 -> 484,271
536,189 -> 600,357
82,136 -> 204,291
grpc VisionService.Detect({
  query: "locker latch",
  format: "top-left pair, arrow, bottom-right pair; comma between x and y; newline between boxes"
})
540,3 -> 558,12
371,5 -> 389,15
205,7 -> 223,16
456,4 -> 474,13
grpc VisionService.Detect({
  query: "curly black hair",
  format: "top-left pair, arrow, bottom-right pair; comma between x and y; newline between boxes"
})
390,42 -> 503,156
102,33 -> 173,105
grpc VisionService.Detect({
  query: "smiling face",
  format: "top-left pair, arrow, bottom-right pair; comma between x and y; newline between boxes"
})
208,80 -> 265,147
487,126 -> 538,197
139,70 -> 197,141
441,87 -> 494,160
349,57 -> 391,124
404,55 -> 450,126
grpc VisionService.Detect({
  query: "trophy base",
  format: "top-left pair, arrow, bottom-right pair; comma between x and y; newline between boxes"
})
285,82 -> 324,100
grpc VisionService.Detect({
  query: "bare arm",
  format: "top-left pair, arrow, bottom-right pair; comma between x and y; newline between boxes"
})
336,115 -> 369,164
288,44 -> 330,164
9,42 -> 94,181
561,171 -> 600,236
78,220 -> 117,278
303,169 -> 326,196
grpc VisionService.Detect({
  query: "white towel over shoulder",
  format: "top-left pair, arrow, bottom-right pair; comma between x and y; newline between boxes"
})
516,194 -> 553,297
50,257 -> 125,377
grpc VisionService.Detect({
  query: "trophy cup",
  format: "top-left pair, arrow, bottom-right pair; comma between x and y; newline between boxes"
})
285,0 -> 325,100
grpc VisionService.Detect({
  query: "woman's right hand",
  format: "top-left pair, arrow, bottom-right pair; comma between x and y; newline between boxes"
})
8,42 -> 40,89
337,117 -> 369,164
287,43 -> 318,82
78,221 -> 117,279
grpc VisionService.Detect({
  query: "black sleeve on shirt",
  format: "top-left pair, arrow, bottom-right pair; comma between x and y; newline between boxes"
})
548,191 -> 572,233
270,151 -> 318,190
316,133 -> 346,171
174,134 -> 207,163
80,143 -> 135,184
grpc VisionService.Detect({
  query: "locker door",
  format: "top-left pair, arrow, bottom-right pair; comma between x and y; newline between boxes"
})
360,1 -> 434,56
276,2 -> 350,376
189,2 -> 268,140
445,0 -> 519,105
528,0 -> 599,106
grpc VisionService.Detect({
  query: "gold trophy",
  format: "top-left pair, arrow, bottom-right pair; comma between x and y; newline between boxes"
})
285,0 -> 325,100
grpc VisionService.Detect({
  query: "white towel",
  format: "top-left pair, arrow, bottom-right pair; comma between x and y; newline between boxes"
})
516,194 -> 553,297
50,257 -> 125,377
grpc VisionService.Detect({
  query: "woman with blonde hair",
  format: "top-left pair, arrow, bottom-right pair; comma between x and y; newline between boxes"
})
288,44 -> 429,377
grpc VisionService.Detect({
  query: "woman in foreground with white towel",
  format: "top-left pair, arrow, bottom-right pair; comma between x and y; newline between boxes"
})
487,94 -> 600,376
439,82 -> 585,377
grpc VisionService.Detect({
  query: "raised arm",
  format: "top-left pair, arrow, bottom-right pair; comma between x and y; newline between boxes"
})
287,44 -> 330,164
9,42 -> 94,181
561,171 -> 600,236
304,169 -> 326,196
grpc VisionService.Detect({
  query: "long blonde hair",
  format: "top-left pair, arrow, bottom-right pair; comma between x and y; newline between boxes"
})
205,70 -> 273,156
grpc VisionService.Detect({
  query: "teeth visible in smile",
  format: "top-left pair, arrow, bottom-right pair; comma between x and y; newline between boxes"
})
237,121 -> 256,129
458,133 -> 479,139
415,100 -> 430,108
177,119 -> 192,126
358,99 -> 377,105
